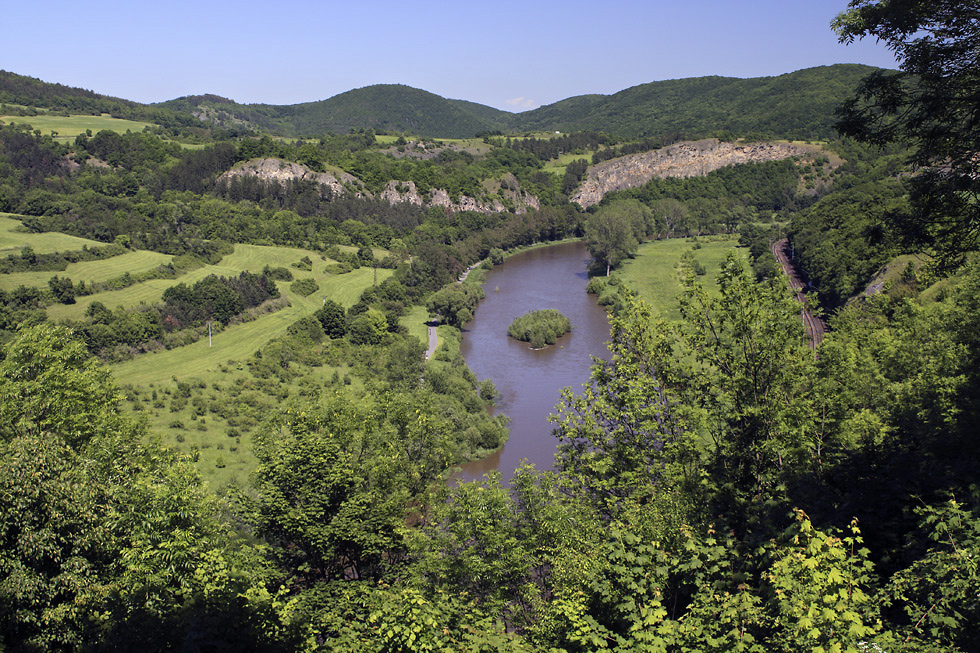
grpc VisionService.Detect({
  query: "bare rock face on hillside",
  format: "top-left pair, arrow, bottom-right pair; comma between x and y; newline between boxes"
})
220,158 -> 540,214
571,139 -> 816,208
381,180 -> 424,206
382,178 -> 540,214
218,158 -> 365,198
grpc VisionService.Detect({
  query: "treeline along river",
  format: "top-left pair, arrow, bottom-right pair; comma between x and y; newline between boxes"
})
454,241 -> 611,482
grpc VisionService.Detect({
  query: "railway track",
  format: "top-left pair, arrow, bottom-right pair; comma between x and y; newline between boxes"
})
772,238 -> 826,349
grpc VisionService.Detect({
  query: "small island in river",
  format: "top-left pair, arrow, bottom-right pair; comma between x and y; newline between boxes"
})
507,309 -> 572,349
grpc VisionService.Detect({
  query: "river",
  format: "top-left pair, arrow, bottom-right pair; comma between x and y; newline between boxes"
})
453,241 -> 611,483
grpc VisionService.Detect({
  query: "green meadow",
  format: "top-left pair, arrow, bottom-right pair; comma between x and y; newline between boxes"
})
101,245 -> 392,488
44,243 -> 359,320
402,303 -> 433,347
0,250 -> 174,291
0,113 -> 155,141
0,215 -> 404,486
616,236 -> 746,321
109,251 -> 390,386
542,151 -> 598,176
0,214 -> 103,254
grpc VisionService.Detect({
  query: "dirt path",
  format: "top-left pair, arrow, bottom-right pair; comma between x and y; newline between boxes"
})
424,325 -> 438,360
458,260 -> 484,283
772,238 -> 826,349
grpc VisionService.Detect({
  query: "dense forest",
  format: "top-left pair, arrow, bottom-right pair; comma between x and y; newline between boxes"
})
2,1 -> 980,650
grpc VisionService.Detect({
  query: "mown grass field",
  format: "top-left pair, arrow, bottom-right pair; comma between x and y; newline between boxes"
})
101,244 -> 391,488
542,151 -> 597,177
617,236 -> 747,321
44,243 -> 365,320
0,113 -> 155,141
0,250 -> 174,290
0,214 -> 103,255
110,250 -> 389,386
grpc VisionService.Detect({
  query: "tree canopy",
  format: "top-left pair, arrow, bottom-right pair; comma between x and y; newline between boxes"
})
834,0 -> 980,263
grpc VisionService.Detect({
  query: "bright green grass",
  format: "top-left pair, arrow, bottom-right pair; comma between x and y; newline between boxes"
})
542,151 -> 596,176
45,243 -> 344,320
110,264 -> 390,387
0,114 -> 154,141
402,304 -> 432,348
0,214 -> 103,255
334,244 -> 390,260
616,236 -> 746,321
126,356 -> 363,489
0,250 -> 173,290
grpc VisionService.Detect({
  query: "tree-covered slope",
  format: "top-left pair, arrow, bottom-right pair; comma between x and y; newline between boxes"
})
159,85 -> 515,139
274,84 -> 512,138
0,70 -> 140,114
7,65 -> 885,141
514,64 -> 886,140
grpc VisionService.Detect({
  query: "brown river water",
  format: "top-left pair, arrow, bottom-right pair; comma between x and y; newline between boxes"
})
453,241 -> 611,483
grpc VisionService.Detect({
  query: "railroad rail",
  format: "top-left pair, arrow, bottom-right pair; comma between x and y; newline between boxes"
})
771,238 -> 826,349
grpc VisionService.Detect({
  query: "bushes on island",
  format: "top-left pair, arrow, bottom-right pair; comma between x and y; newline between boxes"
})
507,309 -> 571,348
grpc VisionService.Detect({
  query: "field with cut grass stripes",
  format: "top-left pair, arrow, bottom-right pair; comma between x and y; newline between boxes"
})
0,250 -> 174,290
44,243 -> 357,320
0,113 -> 155,141
0,214 -> 103,254
110,263 -> 389,386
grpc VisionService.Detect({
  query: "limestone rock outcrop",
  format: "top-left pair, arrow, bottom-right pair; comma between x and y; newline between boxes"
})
219,158 -> 539,213
218,158 -> 364,198
572,139 -> 817,208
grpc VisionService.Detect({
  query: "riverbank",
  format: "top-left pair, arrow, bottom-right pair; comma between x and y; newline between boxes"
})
454,240 -> 611,482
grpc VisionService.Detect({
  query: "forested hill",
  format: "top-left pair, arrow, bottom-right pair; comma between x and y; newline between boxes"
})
156,85 -> 516,139
0,70 -> 139,113
267,85 -> 515,138
5,65 -> 884,141
516,64 -> 885,140
161,65 -> 883,140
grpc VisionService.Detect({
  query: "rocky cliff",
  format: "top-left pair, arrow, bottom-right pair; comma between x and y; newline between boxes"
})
218,158 -> 365,197
571,139 -> 817,208
220,158 -> 540,213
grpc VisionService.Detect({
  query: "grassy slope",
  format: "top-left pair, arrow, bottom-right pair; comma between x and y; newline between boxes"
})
0,114 -> 154,141
542,151 -> 598,176
1,250 -> 173,290
617,236 -> 746,321
402,303 -> 432,348
110,250 -> 389,386
0,216 -> 396,487
105,246 -> 390,489
0,214 -> 103,254
46,244 -> 331,320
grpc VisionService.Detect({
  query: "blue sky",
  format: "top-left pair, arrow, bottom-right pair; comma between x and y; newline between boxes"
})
7,0 -> 896,112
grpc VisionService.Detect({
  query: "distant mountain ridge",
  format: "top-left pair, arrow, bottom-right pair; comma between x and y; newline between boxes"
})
516,64 -> 882,140
3,65 -> 887,140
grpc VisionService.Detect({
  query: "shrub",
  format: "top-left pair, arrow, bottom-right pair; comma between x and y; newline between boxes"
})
586,277 -> 607,295
507,309 -> 571,349
262,265 -> 293,281
290,278 -> 319,297
292,256 -> 313,271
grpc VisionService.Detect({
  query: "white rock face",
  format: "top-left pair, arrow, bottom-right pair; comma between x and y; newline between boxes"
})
572,139 -> 816,208
218,158 -> 364,198
220,158 -> 541,213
